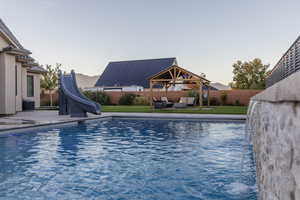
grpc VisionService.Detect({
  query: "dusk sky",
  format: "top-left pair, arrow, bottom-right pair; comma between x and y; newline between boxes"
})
0,0 -> 299,84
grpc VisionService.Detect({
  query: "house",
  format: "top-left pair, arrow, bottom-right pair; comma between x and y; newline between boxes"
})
0,18 -> 46,115
93,57 -> 215,92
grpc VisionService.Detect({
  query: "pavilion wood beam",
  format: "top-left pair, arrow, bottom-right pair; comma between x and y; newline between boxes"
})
168,70 -> 174,79
176,70 -> 181,79
198,81 -> 203,107
173,68 -> 176,79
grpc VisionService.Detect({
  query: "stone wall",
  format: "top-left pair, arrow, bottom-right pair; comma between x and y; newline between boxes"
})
249,71 -> 300,200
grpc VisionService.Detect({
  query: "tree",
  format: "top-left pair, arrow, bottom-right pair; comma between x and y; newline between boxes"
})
230,58 -> 269,89
40,64 -> 60,106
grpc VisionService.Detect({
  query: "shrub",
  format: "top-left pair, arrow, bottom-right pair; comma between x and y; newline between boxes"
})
119,93 -> 137,105
82,91 -> 111,105
133,96 -> 149,105
187,89 -> 199,105
220,91 -> 228,105
209,97 -> 220,106
83,91 -> 94,100
235,99 -> 241,106
187,90 -> 199,98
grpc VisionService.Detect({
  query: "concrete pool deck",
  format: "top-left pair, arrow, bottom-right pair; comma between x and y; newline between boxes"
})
0,110 -> 246,132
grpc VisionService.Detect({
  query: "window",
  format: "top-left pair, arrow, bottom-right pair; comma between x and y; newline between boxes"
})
15,65 -> 17,96
27,75 -> 34,97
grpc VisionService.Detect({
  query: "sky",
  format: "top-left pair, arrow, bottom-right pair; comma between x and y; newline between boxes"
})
0,0 -> 300,84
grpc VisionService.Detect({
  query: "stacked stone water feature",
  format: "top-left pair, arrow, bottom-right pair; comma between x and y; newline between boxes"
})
248,71 -> 300,200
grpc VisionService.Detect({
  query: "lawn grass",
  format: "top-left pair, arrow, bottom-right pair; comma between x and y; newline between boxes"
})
102,105 -> 248,115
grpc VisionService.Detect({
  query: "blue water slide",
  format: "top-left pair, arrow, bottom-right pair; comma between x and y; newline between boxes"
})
59,70 -> 101,117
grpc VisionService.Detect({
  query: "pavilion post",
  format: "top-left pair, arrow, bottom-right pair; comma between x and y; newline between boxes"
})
165,83 -> 168,97
150,81 -> 153,107
207,83 -> 210,107
199,81 -> 203,107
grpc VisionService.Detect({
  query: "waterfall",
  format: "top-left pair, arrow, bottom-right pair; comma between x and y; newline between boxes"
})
245,100 -> 259,141
226,100 -> 258,196
240,100 -> 258,181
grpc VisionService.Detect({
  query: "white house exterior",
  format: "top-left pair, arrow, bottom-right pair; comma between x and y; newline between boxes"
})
0,18 -> 45,115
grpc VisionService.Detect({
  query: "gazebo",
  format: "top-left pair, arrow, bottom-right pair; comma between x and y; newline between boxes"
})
149,65 -> 211,107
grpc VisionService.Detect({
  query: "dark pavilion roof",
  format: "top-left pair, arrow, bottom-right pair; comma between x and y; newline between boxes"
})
95,58 -> 177,88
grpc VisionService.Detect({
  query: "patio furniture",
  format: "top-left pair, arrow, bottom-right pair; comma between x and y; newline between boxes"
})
179,97 -> 195,106
153,97 -> 167,109
161,97 -> 174,107
22,100 -> 35,111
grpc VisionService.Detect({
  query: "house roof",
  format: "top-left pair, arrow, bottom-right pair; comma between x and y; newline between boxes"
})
95,57 -> 177,88
27,65 -> 47,74
0,18 -> 24,49
0,18 -> 44,74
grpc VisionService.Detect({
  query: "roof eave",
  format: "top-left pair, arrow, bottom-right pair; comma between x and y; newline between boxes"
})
27,66 -> 47,74
2,46 -> 31,55
148,64 -> 210,83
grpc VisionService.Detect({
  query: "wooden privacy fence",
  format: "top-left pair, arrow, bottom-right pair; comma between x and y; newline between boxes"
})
104,90 -> 262,106
41,89 -> 262,106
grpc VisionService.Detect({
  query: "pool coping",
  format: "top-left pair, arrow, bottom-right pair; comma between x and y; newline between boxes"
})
0,111 -> 246,134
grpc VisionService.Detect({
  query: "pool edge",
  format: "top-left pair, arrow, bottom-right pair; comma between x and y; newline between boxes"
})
0,113 -> 246,134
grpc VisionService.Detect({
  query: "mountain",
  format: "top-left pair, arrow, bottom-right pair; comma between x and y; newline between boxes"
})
75,73 -> 99,89
210,82 -> 231,90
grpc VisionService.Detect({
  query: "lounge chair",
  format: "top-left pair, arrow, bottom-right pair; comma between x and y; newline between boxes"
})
161,97 -> 174,107
153,97 -> 167,109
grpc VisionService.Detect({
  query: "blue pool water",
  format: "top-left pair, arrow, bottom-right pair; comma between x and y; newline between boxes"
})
0,119 -> 257,200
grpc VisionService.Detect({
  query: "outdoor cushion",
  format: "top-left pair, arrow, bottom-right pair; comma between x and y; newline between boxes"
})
179,97 -> 195,106
161,97 -> 170,102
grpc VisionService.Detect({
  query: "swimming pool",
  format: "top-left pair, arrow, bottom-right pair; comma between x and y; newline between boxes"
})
0,119 -> 257,200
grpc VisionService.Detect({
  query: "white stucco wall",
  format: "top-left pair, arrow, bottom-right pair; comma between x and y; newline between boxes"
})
5,54 -> 16,114
0,53 -> 6,114
15,62 -> 22,111
0,53 -> 17,114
